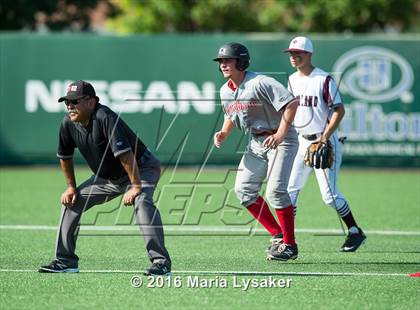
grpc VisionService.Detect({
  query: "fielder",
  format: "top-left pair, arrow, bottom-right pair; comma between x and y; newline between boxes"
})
213,42 -> 300,261
39,80 -> 171,275
284,37 -> 366,252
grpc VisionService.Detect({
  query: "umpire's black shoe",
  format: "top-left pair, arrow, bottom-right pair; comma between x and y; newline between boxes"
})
266,233 -> 284,253
266,243 -> 298,261
144,262 -> 171,276
340,228 -> 367,252
38,260 -> 79,273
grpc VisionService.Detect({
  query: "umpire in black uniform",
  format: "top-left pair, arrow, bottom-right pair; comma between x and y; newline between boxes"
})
39,80 -> 171,275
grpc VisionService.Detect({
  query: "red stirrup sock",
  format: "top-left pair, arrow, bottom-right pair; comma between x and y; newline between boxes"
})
275,205 -> 296,245
246,196 -> 282,236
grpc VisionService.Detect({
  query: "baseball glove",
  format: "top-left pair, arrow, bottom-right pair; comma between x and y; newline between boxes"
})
304,141 -> 334,169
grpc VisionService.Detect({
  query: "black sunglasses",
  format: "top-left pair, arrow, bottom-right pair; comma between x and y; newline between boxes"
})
64,96 -> 89,106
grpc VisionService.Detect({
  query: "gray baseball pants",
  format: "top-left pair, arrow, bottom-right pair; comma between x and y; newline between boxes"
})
54,149 -> 171,268
234,133 -> 298,209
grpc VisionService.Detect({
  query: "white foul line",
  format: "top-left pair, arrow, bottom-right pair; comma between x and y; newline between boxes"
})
0,225 -> 419,236
0,269 -> 410,277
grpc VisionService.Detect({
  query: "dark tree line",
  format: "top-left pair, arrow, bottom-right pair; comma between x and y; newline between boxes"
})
1,0 -> 419,33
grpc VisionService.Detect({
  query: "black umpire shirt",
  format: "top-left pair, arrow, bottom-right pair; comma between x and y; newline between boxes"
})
57,103 -> 147,180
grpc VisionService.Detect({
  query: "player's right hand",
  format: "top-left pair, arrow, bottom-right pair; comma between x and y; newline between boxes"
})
61,186 -> 77,207
214,131 -> 227,148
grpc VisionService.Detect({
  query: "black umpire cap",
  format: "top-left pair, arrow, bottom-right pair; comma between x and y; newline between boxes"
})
58,80 -> 99,102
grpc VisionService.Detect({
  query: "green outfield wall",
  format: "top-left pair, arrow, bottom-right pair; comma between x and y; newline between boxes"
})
0,33 -> 419,166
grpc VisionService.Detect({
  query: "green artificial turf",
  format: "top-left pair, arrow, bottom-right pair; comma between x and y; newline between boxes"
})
0,167 -> 419,309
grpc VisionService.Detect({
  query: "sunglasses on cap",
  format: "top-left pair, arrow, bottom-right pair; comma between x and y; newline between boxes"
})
64,96 -> 90,106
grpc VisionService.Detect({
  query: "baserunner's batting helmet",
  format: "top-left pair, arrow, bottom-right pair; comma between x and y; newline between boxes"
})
213,42 -> 250,71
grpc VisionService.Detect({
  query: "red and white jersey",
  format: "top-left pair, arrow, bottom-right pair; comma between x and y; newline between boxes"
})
288,67 -> 342,135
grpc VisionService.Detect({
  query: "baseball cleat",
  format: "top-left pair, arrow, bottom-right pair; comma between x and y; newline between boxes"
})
266,243 -> 298,261
144,262 -> 171,276
340,228 -> 367,252
266,233 -> 284,253
38,260 -> 79,273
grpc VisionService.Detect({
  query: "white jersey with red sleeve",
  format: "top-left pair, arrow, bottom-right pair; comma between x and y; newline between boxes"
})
287,67 -> 342,135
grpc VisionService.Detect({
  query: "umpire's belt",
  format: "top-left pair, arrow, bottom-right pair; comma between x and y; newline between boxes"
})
302,134 -> 319,141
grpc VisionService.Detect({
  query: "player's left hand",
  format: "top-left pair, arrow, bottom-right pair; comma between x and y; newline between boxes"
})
304,140 -> 334,169
263,134 -> 283,149
123,185 -> 141,206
